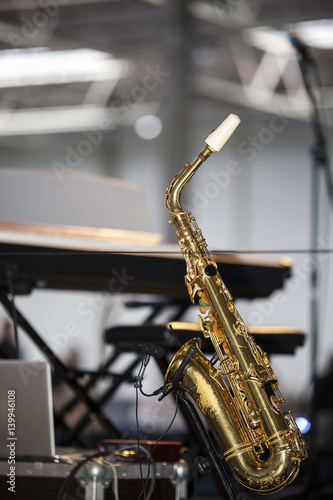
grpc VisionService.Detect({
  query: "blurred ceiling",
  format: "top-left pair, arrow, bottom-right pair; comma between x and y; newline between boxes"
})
0,0 -> 332,136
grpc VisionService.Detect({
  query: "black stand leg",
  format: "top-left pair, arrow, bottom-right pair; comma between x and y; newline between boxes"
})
166,344 -> 237,500
177,391 -> 237,500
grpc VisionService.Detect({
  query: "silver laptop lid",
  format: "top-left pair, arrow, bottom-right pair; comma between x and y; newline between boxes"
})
0,360 -> 55,458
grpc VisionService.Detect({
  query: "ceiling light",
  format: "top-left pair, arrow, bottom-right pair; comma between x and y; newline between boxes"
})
288,19 -> 333,49
244,27 -> 295,56
245,19 -> 333,56
0,47 -> 130,88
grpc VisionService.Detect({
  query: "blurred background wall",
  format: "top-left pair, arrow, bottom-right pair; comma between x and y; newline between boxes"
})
0,0 -> 332,428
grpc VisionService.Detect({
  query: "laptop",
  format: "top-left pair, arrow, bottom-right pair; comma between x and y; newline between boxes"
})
0,360 -> 55,458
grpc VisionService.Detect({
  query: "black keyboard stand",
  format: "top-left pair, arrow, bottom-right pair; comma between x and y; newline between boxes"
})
0,291 -> 123,443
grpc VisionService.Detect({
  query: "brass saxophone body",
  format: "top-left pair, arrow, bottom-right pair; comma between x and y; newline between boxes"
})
164,115 -> 308,494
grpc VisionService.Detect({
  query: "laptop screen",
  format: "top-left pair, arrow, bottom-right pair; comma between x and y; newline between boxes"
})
0,360 -> 55,458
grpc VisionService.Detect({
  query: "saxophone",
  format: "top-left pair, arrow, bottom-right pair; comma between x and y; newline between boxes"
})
163,115 -> 308,495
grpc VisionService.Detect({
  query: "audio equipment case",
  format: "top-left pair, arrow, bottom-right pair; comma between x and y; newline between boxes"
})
0,456 -> 188,500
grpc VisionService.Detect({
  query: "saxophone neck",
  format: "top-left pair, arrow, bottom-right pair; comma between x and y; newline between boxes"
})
165,145 -> 213,215
165,114 -> 241,216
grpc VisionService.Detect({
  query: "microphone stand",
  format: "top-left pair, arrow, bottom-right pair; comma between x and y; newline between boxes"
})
291,33 -> 333,498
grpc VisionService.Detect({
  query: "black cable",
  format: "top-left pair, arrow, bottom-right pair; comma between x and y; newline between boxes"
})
289,30 -> 333,212
135,358 -> 149,500
288,30 -> 333,499
134,344 -> 165,398
137,394 -> 179,500
140,385 -> 164,398
134,351 -> 180,500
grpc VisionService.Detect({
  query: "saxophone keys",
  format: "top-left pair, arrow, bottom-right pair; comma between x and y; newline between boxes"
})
198,291 -> 210,308
227,301 -> 235,313
270,395 -> 281,413
198,315 -> 210,338
233,320 -> 247,335
204,263 -> 217,277
271,382 -> 285,403
248,410 -> 261,429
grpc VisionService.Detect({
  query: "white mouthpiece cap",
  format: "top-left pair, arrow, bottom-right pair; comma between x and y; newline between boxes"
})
205,114 -> 241,152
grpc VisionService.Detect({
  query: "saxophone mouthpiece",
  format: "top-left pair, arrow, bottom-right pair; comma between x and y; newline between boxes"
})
205,114 -> 241,152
